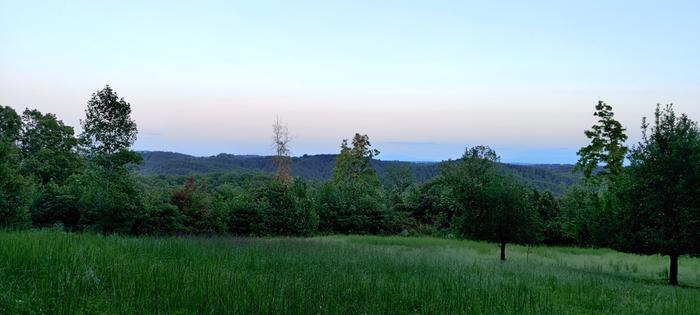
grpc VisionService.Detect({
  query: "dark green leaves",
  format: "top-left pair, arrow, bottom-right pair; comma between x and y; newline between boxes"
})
575,100 -> 628,180
80,85 -> 137,155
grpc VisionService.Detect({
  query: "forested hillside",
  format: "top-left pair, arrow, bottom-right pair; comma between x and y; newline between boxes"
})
139,151 -> 582,194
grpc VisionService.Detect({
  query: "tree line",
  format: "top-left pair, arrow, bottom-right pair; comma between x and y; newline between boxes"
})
1,86 -> 698,285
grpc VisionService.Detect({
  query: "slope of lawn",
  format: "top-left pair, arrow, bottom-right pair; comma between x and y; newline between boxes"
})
1,230 -> 698,314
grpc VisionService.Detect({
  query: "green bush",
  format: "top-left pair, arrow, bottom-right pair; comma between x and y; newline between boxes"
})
29,182 -> 80,230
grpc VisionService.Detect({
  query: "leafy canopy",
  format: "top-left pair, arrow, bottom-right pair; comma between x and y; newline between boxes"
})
0,105 -> 21,143
617,104 -> 700,255
332,133 -> 381,184
575,100 -> 628,180
18,109 -> 80,184
616,104 -> 700,285
80,85 -> 137,155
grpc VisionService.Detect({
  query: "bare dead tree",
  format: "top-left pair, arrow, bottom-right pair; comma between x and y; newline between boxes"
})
272,116 -> 292,184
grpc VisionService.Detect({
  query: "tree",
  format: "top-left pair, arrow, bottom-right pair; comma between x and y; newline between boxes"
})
75,161 -> 145,234
74,87 -> 143,233
29,182 -> 81,230
558,184 -> 603,246
80,85 -> 138,155
438,146 -> 540,260
0,106 -> 30,228
272,117 -> 292,184
317,133 -> 388,234
575,100 -> 628,181
616,104 -> 700,285
531,190 -> 564,245
138,187 -> 187,235
170,177 -> 225,234
571,101 -> 628,249
384,164 -> 415,193
18,109 -> 80,184
0,105 -> 21,143
257,180 -> 319,236
332,133 -> 380,184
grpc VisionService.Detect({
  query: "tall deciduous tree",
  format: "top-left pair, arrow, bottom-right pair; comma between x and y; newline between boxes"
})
76,86 -> 143,233
272,117 -> 292,184
575,100 -> 628,181
616,104 -> 700,285
318,133 -> 387,234
332,133 -> 380,184
80,85 -> 137,155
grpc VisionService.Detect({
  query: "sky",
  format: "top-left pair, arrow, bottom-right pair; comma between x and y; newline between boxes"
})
1,0 -> 698,163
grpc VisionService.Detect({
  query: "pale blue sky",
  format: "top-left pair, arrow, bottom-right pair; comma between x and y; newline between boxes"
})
1,0 -> 698,162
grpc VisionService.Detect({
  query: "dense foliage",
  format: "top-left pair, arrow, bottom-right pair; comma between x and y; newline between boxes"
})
0,106 -> 30,228
574,100 -> 628,179
614,104 -> 700,285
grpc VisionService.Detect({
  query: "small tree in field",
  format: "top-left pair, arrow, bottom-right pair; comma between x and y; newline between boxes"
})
439,146 -> 540,260
272,117 -> 292,184
616,104 -> 700,285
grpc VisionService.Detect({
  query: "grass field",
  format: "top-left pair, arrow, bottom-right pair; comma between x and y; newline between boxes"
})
1,231 -> 699,314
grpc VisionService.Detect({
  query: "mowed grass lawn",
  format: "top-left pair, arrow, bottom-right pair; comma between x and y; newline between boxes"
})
1,231 -> 699,314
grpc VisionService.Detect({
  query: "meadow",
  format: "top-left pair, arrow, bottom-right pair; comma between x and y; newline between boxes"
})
1,230 -> 699,314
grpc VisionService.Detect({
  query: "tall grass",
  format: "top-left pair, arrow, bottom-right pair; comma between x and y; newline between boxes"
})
1,230 -> 698,314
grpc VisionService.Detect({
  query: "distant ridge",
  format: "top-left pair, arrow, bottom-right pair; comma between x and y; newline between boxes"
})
138,151 -> 582,195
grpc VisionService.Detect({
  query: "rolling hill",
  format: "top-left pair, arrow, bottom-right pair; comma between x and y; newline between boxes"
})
138,151 -> 583,195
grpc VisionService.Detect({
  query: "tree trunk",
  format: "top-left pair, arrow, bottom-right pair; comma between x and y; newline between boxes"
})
500,242 -> 506,261
669,254 -> 679,286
